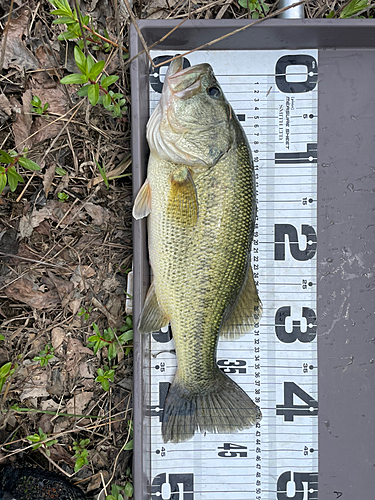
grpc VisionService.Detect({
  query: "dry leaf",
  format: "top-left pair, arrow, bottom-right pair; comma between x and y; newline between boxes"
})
20,369 -> 49,400
5,277 -> 60,309
18,200 -> 84,239
46,271 -> 74,306
84,203 -> 110,226
51,326 -> 66,350
66,338 -> 93,381
10,90 -> 33,152
0,94 -> 12,127
46,368 -> 65,396
28,46 -> 70,144
66,391 -> 93,415
2,10 -> 39,71
42,163 -> 56,197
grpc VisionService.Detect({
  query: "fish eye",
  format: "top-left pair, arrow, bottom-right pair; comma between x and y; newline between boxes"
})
207,86 -> 221,99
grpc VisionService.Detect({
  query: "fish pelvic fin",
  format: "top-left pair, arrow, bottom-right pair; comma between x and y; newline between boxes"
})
167,166 -> 198,226
162,368 -> 261,443
133,178 -> 151,219
138,282 -> 169,333
220,264 -> 262,340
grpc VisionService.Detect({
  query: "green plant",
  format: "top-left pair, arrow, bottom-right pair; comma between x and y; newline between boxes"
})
95,159 -> 109,188
88,318 -> 133,361
106,482 -> 133,500
59,46 -> 126,117
26,428 -> 58,457
0,362 -> 17,392
95,366 -> 115,391
0,335 -> 5,341
56,166 -> 67,176
327,0 -> 371,17
31,95 -> 50,116
238,0 -> 269,18
0,149 -> 41,194
58,191 -> 69,202
49,0 -> 124,55
78,306 -> 92,321
33,344 -> 55,367
72,438 -> 90,472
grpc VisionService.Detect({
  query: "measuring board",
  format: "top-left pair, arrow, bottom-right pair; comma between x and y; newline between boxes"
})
144,50 -> 318,500
131,19 -> 375,500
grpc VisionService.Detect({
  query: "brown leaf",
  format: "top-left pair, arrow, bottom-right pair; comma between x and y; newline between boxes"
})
66,338 -> 93,381
46,368 -> 65,396
2,10 -> 39,71
10,90 -> 33,152
20,368 -> 49,400
28,46 -> 70,145
42,163 -> 57,197
33,220 -> 50,236
48,444 -> 76,467
66,391 -> 94,415
5,277 -> 60,309
18,200 -> 84,239
84,202 -> 110,226
51,326 -> 66,351
0,94 -> 12,127
46,271 -> 74,305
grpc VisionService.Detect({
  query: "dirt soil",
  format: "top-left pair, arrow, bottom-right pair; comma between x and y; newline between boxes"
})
0,0 -> 370,498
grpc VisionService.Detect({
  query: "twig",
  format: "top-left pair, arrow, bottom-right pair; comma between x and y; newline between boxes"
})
0,0 -> 14,71
123,0 -> 154,67
153,0 -> 307,68
0,252 -> 70,270
125,18 -> 188,68
82,24 -> 129,53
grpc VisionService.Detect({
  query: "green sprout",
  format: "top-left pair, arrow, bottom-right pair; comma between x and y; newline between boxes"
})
238,0 -> 269,18
59,46 -> 127,118
58,191 -> 69,202
78,306 -> 92,321
88,318 -> 133,362
106,482 -> 133,500
31,95 -> 50,116
33,344 -> 55,367
95,366 -> 115,392
0,362 -> 17,393
95,160 -> 109,188
0,149 -> 41,194
26,428 -> 58,457
73,438 -> 90,472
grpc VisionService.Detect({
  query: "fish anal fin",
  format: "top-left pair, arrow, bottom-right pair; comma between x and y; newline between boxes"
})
167,166 -> 198,226
138,282 -> 169,333
133,178 -> 151,219
220,264 -> 262,340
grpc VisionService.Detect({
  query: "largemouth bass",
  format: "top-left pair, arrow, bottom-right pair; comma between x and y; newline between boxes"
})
133,57 -> 262,443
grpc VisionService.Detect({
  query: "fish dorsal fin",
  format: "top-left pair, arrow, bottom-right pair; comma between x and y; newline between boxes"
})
138,282 -> 170,333
220,264 -> 262,340
133,179 -> 151,220
167,166 -> 198,226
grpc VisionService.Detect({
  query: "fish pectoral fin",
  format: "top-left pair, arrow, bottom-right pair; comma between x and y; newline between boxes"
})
220,264 -> 262,339
138,282 -> 169,333
133,178 -> 151,219
167,166 -> 198,226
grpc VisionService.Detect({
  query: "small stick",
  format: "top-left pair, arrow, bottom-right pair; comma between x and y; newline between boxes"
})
123,0 -> 154,67
153,0 -> 307,68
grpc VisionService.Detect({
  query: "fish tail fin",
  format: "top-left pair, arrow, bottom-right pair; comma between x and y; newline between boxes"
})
162,369 -> 261,443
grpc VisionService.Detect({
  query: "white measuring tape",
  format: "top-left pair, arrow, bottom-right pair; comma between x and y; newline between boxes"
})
147,49 -> 318,500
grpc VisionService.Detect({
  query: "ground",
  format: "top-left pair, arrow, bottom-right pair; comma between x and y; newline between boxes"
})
0,0 -> 371,498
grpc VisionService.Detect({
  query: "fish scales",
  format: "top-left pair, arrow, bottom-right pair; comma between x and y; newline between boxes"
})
134,58 -> 262,442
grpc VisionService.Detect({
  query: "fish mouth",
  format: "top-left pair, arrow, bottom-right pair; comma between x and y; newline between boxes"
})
166,58 -> 212,99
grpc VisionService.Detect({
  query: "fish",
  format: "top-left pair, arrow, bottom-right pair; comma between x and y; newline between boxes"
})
133,57 -> 262,443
